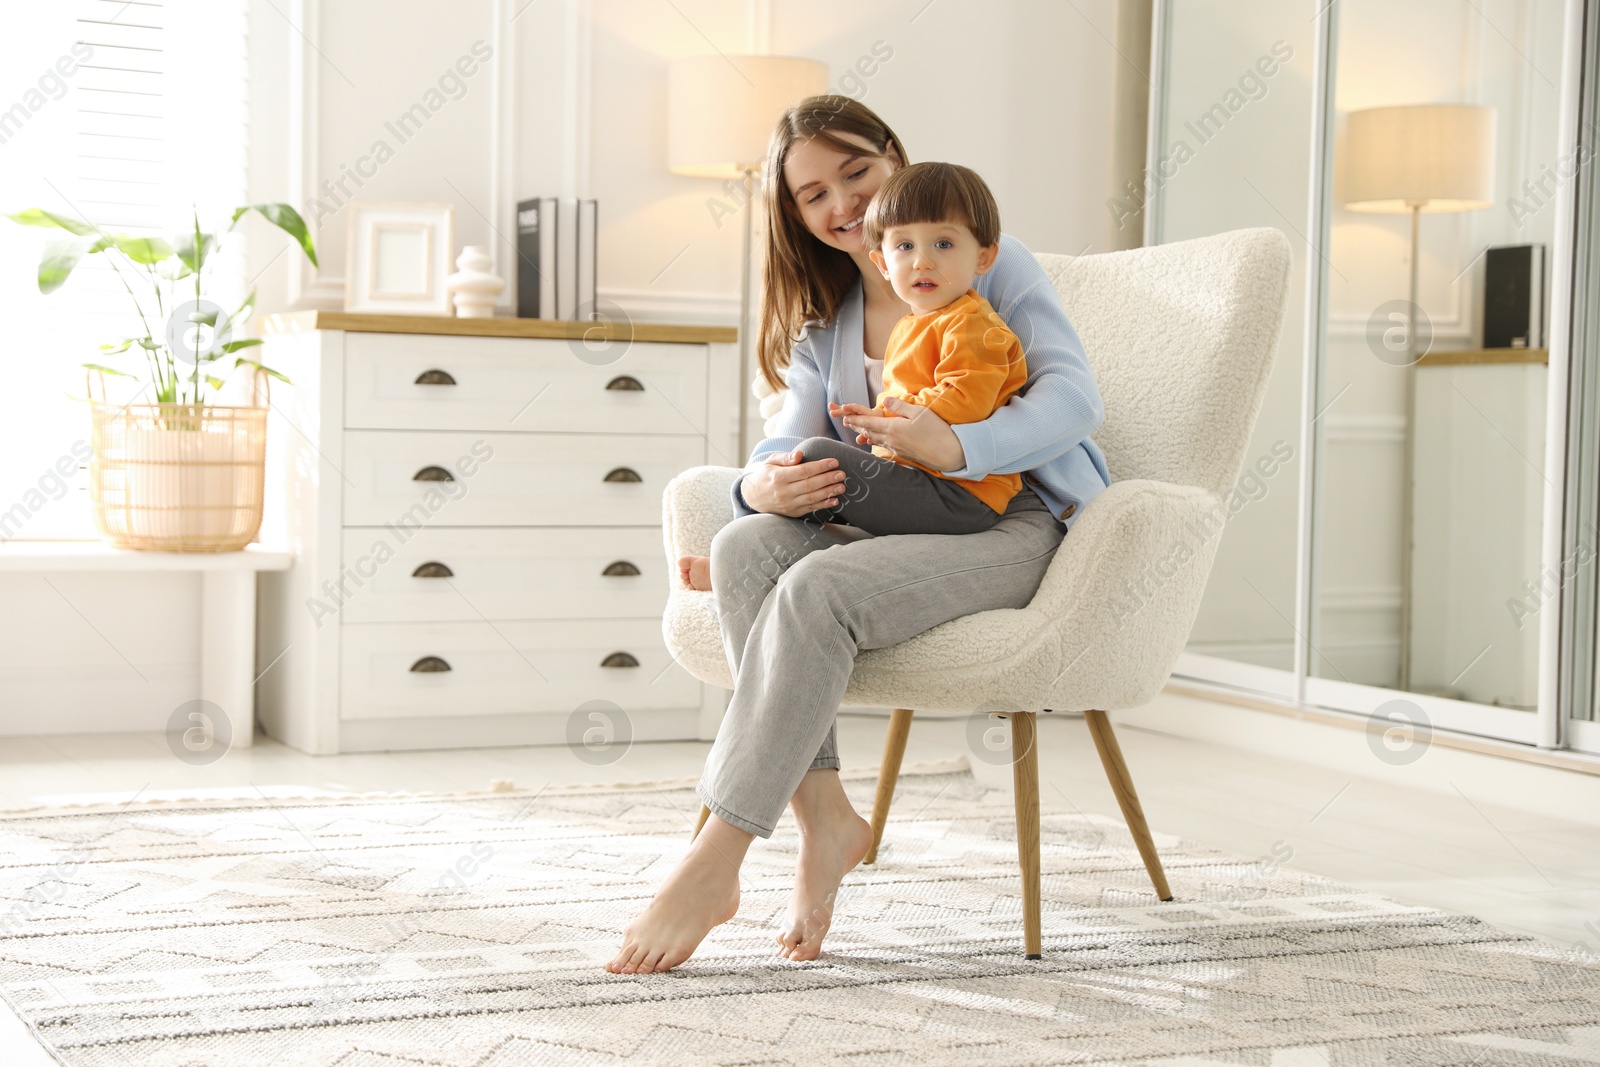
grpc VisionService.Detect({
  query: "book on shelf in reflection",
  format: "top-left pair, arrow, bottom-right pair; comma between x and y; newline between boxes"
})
515,196 -> 597,322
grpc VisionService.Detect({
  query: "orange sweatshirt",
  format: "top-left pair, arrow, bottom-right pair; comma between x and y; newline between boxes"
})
871,288 -> 1029,514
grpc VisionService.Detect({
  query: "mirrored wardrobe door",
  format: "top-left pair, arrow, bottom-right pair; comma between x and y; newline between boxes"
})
1154,0 -> 1317,693
1307,0 -> 1568,742
1564,1 -> 1600,755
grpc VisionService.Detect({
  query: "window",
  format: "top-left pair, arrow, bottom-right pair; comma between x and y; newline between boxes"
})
0,0 -> 248,539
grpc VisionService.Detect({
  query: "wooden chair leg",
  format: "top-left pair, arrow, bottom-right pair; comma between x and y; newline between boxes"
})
864,707 -> 914,864
1083,709 -> 1174,901
1010,711 -> 1043,959
691,803 -> 710,841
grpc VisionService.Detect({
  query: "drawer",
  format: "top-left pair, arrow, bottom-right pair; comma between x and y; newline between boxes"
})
339,620 -> 700,720
344,333 -> 708,433
341,430 -> 703,527
339,527 -> 667,622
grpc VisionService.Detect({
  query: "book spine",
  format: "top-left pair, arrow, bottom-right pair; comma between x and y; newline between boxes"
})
553,197 -> 563,321
540,197 -> 557,320
515,198 -> 541,318
561,198 -> 581,320
577,198 -> 597,320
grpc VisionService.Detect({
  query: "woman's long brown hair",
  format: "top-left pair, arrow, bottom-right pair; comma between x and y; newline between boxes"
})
755,94 -> 908,392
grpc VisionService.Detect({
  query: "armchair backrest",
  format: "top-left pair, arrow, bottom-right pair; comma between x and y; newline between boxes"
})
1034,228 -> 1292,496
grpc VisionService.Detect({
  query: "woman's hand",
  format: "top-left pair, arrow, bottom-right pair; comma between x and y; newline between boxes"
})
831,398 -> 967,472
739,449 -> 848,517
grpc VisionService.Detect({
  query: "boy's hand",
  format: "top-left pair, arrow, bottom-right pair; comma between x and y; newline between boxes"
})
829,401 -> 898,446
835,396 -> 965,471
828,401 -> 886,419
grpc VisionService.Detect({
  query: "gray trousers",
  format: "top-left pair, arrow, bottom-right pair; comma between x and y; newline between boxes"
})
789,435 -> 1004,536
696,472 -> 1067,838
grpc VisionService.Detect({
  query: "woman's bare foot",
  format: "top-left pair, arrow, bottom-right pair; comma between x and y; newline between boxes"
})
677,555 -> 712,591
605,820 -> 747,974
776,779 -> 874,961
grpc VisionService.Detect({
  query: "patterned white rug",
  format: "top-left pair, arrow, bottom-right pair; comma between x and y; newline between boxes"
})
1,757 -> 1598,1066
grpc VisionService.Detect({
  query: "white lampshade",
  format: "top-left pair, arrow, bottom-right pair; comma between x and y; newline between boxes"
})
1342,104 -> 1496,213
667,55 -> 829,178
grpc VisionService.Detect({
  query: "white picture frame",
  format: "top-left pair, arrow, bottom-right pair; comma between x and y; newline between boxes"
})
344,201 -> 455,315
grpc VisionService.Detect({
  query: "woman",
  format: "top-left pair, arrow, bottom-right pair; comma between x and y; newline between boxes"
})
605,95 -> 1109,975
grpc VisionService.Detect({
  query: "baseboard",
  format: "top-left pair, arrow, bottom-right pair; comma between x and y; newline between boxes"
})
1114,683 -> 1600,830
1162,679 -> 1600,775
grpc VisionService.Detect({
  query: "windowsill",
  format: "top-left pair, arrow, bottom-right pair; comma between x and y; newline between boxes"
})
0,541 -> 291,572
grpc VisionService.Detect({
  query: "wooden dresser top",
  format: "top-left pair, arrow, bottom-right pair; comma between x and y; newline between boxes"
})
262,310 -> 737,345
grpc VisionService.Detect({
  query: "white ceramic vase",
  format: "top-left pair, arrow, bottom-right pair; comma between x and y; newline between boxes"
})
447,245 -> 505,318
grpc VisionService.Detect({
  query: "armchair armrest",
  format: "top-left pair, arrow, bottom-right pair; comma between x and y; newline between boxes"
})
660,465 -> 743,689
1030,479 -> 1229,711
661,465 -> 743,576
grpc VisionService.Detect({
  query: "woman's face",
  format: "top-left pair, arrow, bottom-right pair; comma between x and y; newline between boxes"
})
782,131 -> 904,256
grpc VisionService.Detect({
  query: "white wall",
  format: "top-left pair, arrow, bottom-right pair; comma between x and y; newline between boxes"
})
248,0 -> 1120,319
2,0 -> 1124,735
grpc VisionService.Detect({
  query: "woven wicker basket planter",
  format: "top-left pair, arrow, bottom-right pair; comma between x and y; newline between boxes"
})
88,400 -> 268,552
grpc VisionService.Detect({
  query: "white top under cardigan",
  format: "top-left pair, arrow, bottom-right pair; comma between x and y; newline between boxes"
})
731,231 -> 1111,528
863,352 -> 885,404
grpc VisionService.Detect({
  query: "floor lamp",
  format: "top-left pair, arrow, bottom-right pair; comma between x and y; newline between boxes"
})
1342,103 -> 1495,691
667,55 -> 828,462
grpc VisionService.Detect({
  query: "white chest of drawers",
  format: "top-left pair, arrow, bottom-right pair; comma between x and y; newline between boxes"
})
255,312 -> 737,754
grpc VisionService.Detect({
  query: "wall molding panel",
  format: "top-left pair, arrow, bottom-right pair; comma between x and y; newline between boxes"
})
1322,414 -> 1406,443
287,0 -> 519,310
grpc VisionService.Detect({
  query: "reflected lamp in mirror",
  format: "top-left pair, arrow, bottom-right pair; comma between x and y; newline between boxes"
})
1339,104 -> 1496,361
1342,103 -> 1496,215
666,54 -> 828,459
1339,103 -> 1495,693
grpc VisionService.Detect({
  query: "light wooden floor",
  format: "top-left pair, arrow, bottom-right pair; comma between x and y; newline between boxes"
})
1,691 -> 1597,1061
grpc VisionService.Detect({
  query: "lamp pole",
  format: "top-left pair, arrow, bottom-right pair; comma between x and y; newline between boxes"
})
736,165 -> 758,463
1399,199 -> 1422,692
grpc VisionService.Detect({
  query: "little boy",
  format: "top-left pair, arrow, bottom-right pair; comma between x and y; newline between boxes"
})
680,161 -> 1028,591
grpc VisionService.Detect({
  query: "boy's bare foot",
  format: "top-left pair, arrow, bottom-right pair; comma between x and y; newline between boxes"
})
775,808 -> 874,961
605,838 -> 741,974
677,554 -> 712,591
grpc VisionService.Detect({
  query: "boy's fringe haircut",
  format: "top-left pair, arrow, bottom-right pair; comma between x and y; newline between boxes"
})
862,161 -> 1000,250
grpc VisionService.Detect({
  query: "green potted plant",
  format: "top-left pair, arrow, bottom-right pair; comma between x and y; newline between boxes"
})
8,204 -> 317,551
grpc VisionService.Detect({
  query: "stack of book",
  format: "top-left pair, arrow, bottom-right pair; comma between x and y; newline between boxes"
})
515,197 -> 597,321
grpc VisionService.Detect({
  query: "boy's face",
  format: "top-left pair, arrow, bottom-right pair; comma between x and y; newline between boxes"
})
868,220 -> 998,314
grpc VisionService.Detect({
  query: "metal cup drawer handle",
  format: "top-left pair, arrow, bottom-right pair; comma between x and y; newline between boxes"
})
603,467 -> 642,483
414,369 -> 457,385
410,655 -> 452,673
601,651 -> 640,668
413,466 -> 455,482
601,560 -> 640,576
605,375 -> 644,391
412,561 -> 454,578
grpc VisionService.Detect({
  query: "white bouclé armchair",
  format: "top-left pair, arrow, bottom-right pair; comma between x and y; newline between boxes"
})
665,227 -> 1293,958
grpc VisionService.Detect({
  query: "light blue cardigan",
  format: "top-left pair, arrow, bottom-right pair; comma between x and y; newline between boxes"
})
731,231 -> 1110,528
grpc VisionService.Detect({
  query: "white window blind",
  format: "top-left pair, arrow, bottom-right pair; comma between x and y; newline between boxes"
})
0,0 -> 248,540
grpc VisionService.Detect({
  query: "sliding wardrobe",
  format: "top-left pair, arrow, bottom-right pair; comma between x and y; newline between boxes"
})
1148,0 -> 1600,755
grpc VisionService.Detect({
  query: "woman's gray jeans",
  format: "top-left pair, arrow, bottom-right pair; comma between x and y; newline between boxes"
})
695,485 -> 1067,838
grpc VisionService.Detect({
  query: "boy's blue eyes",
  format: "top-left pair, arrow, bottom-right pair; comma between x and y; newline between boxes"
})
893,239 -> 954,251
